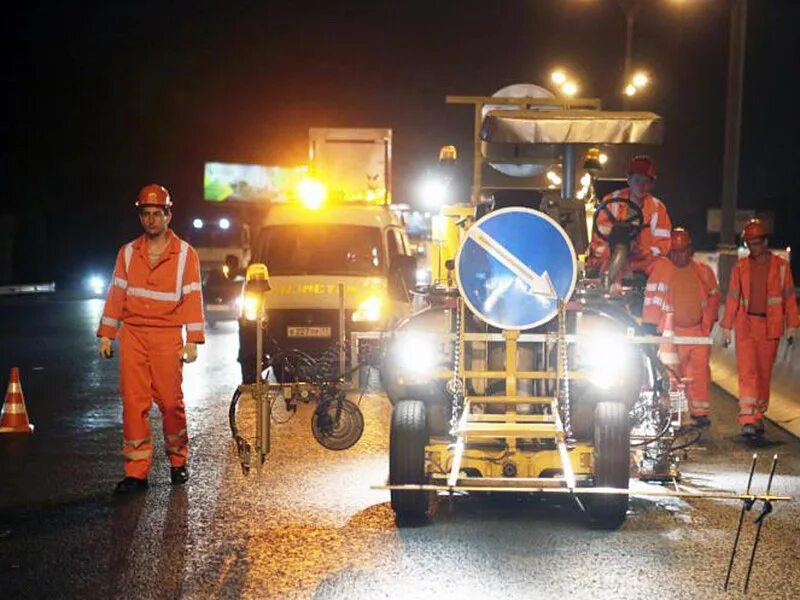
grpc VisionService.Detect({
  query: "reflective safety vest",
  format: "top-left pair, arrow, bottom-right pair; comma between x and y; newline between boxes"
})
589,188 -> 672,272
721,253 -> 800,339
642,257 -> 721,335
97,230 -> 205,343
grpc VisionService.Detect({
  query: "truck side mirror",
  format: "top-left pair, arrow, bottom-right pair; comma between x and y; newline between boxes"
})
389,255 -> 416,301
225,254 -> 241,279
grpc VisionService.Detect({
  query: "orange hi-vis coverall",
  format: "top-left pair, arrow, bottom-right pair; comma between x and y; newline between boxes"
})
97,230 -> 205,479
643,257 -> 720,417
589,188 -> 672,275
721,253 -> 799,426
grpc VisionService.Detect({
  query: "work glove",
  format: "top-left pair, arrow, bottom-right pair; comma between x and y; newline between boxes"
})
181,342 -> 198,364
787,327 -> 797,346
99,337 -> 114,359
721,328 -> 732,348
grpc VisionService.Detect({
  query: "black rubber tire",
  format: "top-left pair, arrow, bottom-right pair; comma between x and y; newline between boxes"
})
588,401 -> 630,529
389,400 -> 430,521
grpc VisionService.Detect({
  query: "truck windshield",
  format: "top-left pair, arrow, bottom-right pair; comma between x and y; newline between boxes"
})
257,224 -> 384,276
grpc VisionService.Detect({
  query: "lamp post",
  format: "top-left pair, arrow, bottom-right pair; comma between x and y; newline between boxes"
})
718,0 -> 748,293
619,0 -> 640,108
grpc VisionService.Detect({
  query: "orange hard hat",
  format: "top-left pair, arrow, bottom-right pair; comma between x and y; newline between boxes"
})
742,218 -> 767,241
671,227 -> 692,251
627,155 -> 657,180
136,184 -> 172,208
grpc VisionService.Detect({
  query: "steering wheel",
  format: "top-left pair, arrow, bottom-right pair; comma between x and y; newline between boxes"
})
592,197 -> 645,243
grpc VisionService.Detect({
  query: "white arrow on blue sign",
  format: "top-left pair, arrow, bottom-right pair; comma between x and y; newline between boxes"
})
455,207 -> 577,330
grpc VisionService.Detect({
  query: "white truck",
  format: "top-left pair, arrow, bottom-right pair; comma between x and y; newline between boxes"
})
237,128 -> 415,383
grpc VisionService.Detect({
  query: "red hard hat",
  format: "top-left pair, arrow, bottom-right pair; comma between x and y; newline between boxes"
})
627,155 -> 657,180
671,227 -> 692,251
742,218 -> 767,241
136,184 -> 172,208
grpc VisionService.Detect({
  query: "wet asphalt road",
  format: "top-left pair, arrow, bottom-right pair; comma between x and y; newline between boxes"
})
1,297 -> 799,600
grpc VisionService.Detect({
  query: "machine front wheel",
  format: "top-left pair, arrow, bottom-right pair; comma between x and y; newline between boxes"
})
389,400 -> 431,522
587,401 -> 630,529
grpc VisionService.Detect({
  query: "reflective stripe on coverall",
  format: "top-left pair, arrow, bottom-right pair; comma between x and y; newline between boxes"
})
721,253 -> 800,425
643,257 -> 720,416
97,229 -> 204,477
588,188 -> 672,275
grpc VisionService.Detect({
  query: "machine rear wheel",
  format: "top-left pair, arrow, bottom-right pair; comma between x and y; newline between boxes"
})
389,400 -> 431,522
588,401 -> 630,529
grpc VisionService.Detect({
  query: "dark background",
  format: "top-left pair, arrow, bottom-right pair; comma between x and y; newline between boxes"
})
2,0 -> 798,284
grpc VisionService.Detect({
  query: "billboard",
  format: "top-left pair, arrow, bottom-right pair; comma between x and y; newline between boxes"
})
204,162 -> 301,202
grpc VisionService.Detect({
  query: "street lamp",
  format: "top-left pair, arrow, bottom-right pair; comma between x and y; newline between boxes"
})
551,70 -> 567,86
561,81 -> 578,97
550,69 -> 579,97
632,71 -> 649,87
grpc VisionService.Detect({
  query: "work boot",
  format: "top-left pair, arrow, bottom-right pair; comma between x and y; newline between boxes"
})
170,466 -> 189,485
754,420 -> 765,435
692,415 -> 711,428
741,424 -> 758,438
114,476 -> 148,495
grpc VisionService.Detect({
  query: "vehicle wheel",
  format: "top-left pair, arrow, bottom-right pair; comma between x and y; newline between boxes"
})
389,400 -> 431,522
587,401 -> 630,529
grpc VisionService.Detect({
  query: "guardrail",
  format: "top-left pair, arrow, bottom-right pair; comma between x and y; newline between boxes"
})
0,282 -> 56,296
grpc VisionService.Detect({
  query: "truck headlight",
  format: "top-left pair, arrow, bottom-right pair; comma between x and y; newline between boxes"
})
352,296 -> 383,322
577,335 -> 633,390
87,275 -> 105,296
395,333 -> 438,375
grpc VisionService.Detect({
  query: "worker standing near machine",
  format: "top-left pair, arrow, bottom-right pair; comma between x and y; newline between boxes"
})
97,184 -> 205,494
720,218 -> 799,438
643,228 -> 720,426
588,155 -> 672,275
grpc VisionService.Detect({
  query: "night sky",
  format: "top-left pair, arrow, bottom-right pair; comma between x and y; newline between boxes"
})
3,0 -> 798,283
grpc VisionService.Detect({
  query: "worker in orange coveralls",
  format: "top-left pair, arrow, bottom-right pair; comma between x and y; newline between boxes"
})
588,155 -> 672,276
720,218 -> 799,438
642,228 -> 720,427
97,184 -> 205,494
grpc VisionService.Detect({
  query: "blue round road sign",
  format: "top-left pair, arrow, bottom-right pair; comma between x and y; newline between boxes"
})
455,207 -> 577,330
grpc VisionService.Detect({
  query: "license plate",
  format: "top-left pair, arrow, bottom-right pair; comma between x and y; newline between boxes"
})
287,326 -> 332,338
206,304 -> 230,312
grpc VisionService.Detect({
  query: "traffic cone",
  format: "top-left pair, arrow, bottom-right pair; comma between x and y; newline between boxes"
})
0,367 -> 34,433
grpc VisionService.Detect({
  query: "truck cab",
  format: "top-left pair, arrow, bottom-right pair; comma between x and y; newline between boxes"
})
238,202 -> 414,382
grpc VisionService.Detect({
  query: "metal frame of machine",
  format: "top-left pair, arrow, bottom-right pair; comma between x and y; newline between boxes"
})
375,93 -> 790,538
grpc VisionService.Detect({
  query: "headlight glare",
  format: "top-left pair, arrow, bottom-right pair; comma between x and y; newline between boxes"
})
352,296 -> 383,322
242,293 -> 262,321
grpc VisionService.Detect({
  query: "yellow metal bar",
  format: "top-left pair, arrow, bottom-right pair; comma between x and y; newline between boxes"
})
466,395 -> 555,404
373,483 -> 792,501
445,95 -> 603,110
434,370 -> 587,380
455,422 -> 562,439
466,413 -> 556,423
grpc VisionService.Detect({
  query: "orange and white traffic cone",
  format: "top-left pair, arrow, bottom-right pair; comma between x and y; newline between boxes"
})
0,367 -> 34,433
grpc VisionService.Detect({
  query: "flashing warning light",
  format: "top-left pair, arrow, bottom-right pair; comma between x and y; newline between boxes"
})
219,218 -> 231,230
624,84 -> 637,97
551,70 -> 567,86
297,178 -> 327,209
192,218 -> 204,229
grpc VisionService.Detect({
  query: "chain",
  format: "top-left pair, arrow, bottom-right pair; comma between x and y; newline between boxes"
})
448,298 -> 465,435
557,300 -> 573,443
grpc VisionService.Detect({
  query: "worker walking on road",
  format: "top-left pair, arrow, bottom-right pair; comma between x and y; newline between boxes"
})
720,219 -> 798,438
643,228 -> 720,426
588,155 -> 672,276
97,184 -> 205,494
